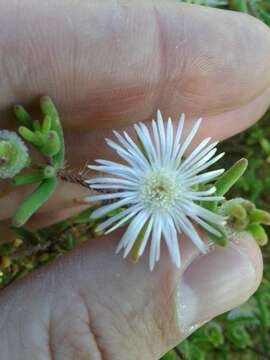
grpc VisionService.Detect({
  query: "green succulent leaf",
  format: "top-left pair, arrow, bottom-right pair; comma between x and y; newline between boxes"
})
12,177 -> 57,227
13,105 -> 33,129
42,115 -> 52,134
250,209 -> 270,225
12,171 -> 45,186
247,223 -> 268,246
40,96 -> 65,169
215,158 -> 248,197
40,130 -> 61,157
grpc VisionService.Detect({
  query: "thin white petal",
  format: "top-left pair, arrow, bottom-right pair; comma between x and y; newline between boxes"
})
113,130 -> 148,165
87,177 -> 137,190
178,148 -> 217,178
178,137 -> 211,171
171,113 -> 185,162
180,140 -> 219,171
105,138 -> 147,170
90,197 -> 136,219
85,191 -> 136,202
90,184 -> 136,190
164,117 -> 174,164
181,169 -> 225,186
138,217 -> 154,257
157,110 -> 167,164
134,122 -> 157,164
149,215 -> 162,271
105,206 -> 143,234
190,215 -> 222,237
175,118 -> 202,166
163,216 -> 181,267
176,210 -> 208,253
95,205 -> 141,232
86,177 -> 135,186
184,186 -> 217,196
181,152 -> 225,179
181,200 -> 225,225
117,211 -> 149,257
89,164 -> 139,181
183,194 -> 224,202
152,119 -> 161,163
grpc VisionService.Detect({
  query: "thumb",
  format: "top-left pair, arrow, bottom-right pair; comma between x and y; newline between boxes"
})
0,231 -> 262,359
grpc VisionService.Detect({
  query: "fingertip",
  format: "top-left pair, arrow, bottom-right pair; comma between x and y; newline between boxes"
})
229,231 -> 264,291
176,233 -> 263,337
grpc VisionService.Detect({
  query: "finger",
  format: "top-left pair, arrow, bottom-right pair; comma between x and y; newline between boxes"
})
62,84 -> 270,166
1,84 -> 270,224
0,0 -> 269,136
2,0 -> 270,225
0,180 -> 88,223
2,86 -> 269,226
178,234 -> 262,334
1,83 -> 269,225
0,230 -> 262,359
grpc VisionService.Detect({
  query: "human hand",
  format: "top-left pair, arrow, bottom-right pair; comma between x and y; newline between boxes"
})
0,1 -> 270,359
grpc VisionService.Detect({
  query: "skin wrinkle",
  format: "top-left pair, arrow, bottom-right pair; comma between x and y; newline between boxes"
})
70,291 -> 105,360
48,288 -> 102,360
82,297 -> 144,359
148,268 -> 181,357
154,5 -> 175,114
152,4 -> 188,114
47,307 -> 56,360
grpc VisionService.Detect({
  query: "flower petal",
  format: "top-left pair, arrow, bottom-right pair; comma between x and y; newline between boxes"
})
149,214 -> 162,271
175,210 -> 208,253
115,211 -> 149,257
95,205 -> 142,233
138,216 -> 154,257
90,197 -> 136,219
175,117 -> 202,166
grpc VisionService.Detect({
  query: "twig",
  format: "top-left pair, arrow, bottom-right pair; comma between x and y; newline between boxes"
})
58,168 -> 89,189
174,347 -> 186,360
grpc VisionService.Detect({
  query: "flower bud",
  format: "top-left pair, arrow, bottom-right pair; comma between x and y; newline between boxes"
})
0,130 -> 29,179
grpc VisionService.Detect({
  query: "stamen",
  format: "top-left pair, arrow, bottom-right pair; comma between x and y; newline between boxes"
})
139,169 -> 181,211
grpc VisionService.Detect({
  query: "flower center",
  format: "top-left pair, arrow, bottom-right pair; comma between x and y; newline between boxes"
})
139,169 -> 180,211
0,141 -> 14,167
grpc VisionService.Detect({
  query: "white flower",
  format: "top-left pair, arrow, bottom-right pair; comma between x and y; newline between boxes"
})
85,111 -> 226,270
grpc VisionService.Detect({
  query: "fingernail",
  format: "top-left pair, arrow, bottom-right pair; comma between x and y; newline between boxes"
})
176,242 -> 257,335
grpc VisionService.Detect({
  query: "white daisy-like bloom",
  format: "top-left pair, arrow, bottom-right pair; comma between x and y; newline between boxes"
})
85,111 -> 226,270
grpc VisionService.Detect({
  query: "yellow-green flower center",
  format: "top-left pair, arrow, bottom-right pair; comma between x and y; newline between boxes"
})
139,169 -> 180,211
